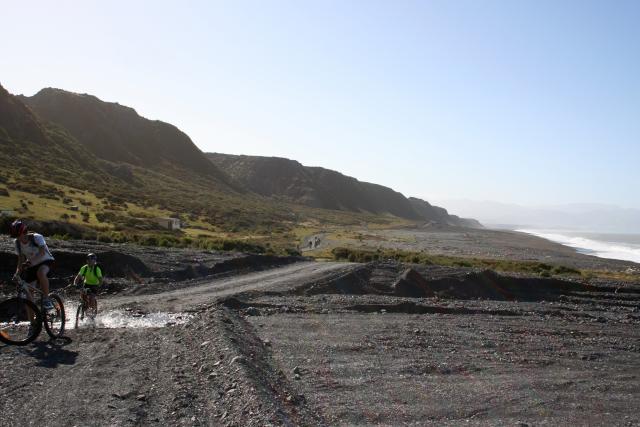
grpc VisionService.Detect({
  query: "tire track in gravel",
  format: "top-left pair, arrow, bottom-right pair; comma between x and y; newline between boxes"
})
105,261 -> 360,312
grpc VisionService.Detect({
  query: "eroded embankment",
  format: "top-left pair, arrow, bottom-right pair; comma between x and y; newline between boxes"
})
289,261 -> 640,303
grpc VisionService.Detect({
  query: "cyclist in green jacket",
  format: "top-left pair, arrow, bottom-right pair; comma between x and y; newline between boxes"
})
74,253 -> 103,315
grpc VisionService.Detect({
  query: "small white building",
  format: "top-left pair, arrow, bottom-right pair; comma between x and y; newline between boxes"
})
153,217 -> 181,230
0,208 -> 15,217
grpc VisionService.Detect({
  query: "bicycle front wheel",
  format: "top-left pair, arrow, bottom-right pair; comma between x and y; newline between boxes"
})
43,294 -> 65,339
0,297 -> 42,345
75,302 -> 85,328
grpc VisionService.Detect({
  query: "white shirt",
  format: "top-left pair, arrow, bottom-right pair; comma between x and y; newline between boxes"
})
15,233 -> 54,265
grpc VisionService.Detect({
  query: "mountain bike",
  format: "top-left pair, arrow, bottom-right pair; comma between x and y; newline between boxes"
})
75,283 -> 98,328
0,275 -> 66,345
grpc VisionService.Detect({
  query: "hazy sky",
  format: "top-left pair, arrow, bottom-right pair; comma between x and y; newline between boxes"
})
2,1 -> 639,208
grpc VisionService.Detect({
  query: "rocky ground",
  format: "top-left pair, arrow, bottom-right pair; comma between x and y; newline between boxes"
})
1,229 -> 639,426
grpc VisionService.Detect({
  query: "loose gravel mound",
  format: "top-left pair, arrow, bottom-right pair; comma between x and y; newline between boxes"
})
423,269 -> 591,301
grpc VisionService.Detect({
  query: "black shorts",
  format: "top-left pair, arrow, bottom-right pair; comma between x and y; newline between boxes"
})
22,260 -> 54,283
84,285 -> 100,295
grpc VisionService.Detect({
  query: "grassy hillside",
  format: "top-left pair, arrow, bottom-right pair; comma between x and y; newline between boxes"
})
1,83 -> 406,252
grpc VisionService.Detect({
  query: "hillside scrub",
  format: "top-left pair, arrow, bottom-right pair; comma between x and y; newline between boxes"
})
331,246 -> 584,277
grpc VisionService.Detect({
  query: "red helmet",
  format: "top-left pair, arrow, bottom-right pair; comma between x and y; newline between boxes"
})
9,220 -> 27,237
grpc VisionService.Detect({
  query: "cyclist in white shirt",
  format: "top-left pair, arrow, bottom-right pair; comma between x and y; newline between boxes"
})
10,220 -> 55,310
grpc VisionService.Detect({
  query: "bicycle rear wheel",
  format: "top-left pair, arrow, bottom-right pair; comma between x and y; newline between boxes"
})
43,294 -> 65,339
0,297 -> 42,345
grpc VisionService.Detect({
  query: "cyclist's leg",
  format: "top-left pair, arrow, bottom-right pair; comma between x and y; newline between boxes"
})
24,285 -> 36,322
81,289 -> 89,307
36,264 -> 50,296
22,266 -> 42,319
86,287 -> 98,314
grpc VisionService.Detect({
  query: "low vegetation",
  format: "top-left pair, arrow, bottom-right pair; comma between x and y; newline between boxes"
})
328,247 -> 638,281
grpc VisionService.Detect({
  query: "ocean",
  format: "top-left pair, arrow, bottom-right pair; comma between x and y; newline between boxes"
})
515,229 -> 640,264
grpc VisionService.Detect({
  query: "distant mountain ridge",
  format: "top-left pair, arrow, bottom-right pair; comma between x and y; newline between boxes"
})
408,197 -> 482,229
208,153 -> 482,228
437,199 -> 640,233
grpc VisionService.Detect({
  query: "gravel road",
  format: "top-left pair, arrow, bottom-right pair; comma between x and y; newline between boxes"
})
1,255 -> 639,426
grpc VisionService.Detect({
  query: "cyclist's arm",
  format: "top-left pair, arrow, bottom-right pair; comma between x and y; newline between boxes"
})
73,273 -> 84,287
74,266 -> 86,287
92,265 -> 104,286
15,253 -> 26,274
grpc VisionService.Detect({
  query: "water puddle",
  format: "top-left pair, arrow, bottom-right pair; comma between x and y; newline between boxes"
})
65,302 -> 191,329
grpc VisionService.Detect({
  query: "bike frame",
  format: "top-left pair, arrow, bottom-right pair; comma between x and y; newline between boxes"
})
78,283 -> 98,318
13,276 -> 46,303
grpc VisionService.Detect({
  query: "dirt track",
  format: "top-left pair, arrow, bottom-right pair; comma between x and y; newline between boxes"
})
108,261 -> 359,312
1,258 -> 640,426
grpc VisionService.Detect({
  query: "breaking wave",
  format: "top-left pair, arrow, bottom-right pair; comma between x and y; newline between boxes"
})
517,229 -> 640,264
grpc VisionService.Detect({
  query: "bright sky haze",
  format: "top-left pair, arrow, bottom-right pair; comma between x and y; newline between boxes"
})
2,1 -> 639,208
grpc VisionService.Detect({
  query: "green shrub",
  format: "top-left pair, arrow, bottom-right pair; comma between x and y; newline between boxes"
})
551,265 -> 581,275
284,247 -> 302,256
330,246 -> 584,277
140,235 -> 158,246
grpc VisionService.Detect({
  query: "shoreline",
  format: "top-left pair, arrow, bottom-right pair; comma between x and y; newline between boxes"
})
515,228 -> 640,265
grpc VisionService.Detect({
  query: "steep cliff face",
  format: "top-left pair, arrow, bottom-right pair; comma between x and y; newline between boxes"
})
0,83 -> 49,146
208,153 -> 483,227
0,83 -> 110,188
21,88 -> 234,188
209,153 -> 422,218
